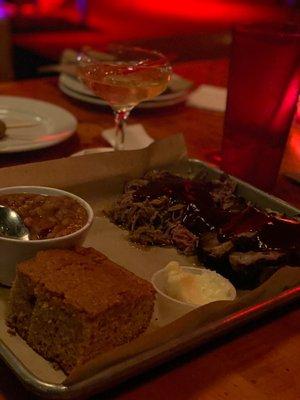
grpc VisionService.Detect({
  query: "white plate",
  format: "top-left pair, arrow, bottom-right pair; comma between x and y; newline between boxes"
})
0,96 -> 77,153
59,73 -> 193,109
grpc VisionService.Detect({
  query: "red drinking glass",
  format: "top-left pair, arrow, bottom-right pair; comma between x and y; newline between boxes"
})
221,24 -> 300,191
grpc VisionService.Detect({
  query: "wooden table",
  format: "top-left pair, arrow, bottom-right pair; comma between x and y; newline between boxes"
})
0,57 -> 299,400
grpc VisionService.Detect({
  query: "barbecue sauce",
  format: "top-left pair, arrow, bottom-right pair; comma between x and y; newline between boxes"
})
220,206 -> 300,250
133,172 -> 300,251
258,217 -> 300,250
133,173 -> 226,234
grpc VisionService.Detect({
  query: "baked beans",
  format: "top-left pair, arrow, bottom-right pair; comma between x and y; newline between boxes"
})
0,193 -> 88,240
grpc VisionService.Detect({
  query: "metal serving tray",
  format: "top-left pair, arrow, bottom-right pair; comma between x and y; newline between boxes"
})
0,159 -> 299,399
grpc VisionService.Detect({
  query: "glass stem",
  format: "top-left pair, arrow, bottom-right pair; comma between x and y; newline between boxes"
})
113,108 -> 131,151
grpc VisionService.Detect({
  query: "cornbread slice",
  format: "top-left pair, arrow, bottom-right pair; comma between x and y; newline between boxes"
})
8,247 -> 155,374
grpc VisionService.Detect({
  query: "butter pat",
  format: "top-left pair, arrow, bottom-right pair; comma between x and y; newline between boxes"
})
164,261 -> 236,306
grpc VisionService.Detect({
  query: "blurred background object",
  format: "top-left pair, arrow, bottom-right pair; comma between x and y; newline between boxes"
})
0,3 -> 13,80
0,0 -> 298,80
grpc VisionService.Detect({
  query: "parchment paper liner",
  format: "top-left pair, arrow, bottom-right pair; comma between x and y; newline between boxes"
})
0,134 -> 298,386
65,266 -> 300,384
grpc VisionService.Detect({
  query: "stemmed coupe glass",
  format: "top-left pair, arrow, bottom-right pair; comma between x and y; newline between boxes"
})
77,46 -> 172,150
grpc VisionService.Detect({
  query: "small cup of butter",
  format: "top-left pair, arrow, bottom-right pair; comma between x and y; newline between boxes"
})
151,261 -> 236,324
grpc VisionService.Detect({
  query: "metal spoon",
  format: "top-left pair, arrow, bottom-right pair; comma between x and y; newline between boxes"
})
0,205 -> 30,240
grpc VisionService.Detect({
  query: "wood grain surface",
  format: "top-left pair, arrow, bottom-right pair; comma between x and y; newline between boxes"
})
0,55 -> 299,400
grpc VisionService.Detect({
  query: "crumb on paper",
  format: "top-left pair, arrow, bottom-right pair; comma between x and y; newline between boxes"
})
51,361 -> 62,371
7,327 -> 16,336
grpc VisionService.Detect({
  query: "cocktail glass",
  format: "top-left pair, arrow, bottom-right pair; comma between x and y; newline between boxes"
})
77,46 -> 172,150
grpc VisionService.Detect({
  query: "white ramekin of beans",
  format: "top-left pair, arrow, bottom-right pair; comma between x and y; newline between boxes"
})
0,186 -> 94,286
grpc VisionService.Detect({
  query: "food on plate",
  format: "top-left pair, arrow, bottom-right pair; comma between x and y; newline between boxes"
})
109,170 -> 300,288
163,261 -> 236,306
7,247 -> 155,374
108,170 -> 244,254
0,193 -> 88,240
199,205 -> 300,288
